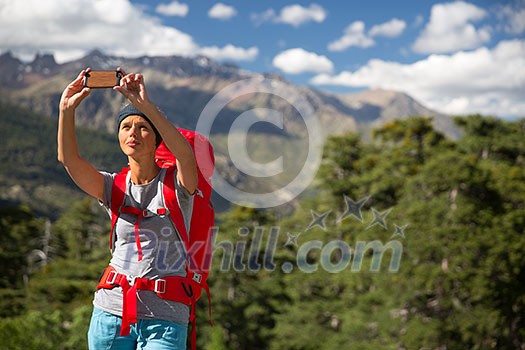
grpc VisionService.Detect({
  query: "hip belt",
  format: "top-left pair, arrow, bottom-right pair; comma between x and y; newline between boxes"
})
96,266 -> 194,336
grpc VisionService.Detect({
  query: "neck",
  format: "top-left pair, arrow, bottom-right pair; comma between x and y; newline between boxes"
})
128,157 -> 160,185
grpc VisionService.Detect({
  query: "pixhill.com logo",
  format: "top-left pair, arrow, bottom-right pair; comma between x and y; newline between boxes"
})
191,77 -> 405,273
212,194 -> 407,274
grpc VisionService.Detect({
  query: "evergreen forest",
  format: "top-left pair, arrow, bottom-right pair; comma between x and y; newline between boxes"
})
0,102 -> 524,349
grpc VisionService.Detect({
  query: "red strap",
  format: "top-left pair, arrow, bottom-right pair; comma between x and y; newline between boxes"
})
121,280 -> 134,335
111,167 -> 189,260
97,266 -> 195,336
134,220 -> 143,261
187,281 -> 212,350
162,166 -> 190,250
106,165 -> 211,347
203,282 -> 213,326
163,166 -> 214,347
190,300 -> 197,350
120,206 -> 146,261
110,168 -> 129,251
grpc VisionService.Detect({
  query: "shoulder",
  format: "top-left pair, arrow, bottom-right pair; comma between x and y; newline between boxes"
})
99,171 -> 121,188
100,170 -> 118,180
98,171 -> 119,209
161,166 -> 194,199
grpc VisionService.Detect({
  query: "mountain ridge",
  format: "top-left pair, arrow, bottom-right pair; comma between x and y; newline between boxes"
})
0,50 -> 461,214
0,50 -> 458,138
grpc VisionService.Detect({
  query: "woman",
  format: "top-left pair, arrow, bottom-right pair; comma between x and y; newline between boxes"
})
57,68 -> 197,349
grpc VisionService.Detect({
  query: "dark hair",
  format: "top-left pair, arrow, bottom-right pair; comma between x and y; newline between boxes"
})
117,104 -> 162,147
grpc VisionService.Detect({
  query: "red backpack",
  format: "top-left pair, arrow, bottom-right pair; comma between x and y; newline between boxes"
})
105,128 -> 215,349
154,128 -> 215,291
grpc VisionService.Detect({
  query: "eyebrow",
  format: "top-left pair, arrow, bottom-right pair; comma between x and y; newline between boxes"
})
121,119 -> 150,127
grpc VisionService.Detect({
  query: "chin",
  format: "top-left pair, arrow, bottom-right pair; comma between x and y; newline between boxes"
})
120,145 -> 136,156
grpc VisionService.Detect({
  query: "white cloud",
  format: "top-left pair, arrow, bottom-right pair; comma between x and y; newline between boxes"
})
155,1 -> 189,17
199,44 -> 258,62
369,18 -> 406,37
328,21 -> 375,52
208,3 -> 237,20
273,48 -> 333,74
0,0 -> 255,64
251,4 -> 326,27
328,18 -> 407,52
311,40 -> 525,117
0,0 -> 198,62
277,3 -> 326,27
498,4 -> 525,35
412,1 -> 491,54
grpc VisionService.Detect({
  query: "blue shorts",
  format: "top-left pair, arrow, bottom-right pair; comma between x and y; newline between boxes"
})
87,307 -> 187,350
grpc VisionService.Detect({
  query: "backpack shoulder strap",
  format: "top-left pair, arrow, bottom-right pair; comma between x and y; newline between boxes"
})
109,167 -> 129,251
162,166 -> 190,249
162,165 -> 214,350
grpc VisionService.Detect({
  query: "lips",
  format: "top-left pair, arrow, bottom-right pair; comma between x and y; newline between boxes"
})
127,140 -> 139,147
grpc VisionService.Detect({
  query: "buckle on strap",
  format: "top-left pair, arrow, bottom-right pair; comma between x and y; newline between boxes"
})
106,270 -> 118,285
154,279 -> 166,294
192,272 -> 202,284
128,275 -> 137,286
157,208 -> 168,217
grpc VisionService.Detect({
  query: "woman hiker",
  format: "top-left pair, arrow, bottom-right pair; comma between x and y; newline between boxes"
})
57,67 -> 197,349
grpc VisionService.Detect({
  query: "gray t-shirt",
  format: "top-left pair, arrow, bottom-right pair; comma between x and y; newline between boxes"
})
93,167 -> 194,324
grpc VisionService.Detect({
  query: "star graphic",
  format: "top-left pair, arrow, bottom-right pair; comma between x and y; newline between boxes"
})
366,207 -> 392,230
391,224 -> 408,239
306,209 -> 332,231
284,232 -> 300,247
337,195 -> 370,223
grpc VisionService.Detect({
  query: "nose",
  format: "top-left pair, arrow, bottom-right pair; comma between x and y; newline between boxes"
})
129,123 -> 138,137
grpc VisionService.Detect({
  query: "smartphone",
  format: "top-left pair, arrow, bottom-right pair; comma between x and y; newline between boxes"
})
83,70 -> 123,88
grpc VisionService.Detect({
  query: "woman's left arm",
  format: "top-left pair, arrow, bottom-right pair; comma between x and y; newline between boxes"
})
115,72 -> 198,194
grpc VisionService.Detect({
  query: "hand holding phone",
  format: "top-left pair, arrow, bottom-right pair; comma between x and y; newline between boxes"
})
83,70 -> 123,88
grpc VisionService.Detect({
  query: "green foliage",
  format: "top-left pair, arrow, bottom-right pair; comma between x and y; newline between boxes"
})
454,114 -> 525,164
204,325 -> 229,350
0,288 -> 27,318
269,116 -> 525,349
0,205 -> 42,289
0,305 -> 93,350
0,197 -> 109,349
0,310 -> 67,350
1,114 -> 524,349
196,206 -> 289,350
0,100 -> 125,218
52,197 -> 110,261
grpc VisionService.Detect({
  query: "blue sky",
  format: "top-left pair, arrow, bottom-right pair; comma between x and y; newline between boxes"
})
0,0 -> 524,117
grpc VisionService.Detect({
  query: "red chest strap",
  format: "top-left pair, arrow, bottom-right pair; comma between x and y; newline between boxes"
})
109,167 -> 190,255
119,206 -> 168,262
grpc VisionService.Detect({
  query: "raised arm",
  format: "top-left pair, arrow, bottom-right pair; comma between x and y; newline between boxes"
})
57,68 -> 104,201
114,73 -> 198,194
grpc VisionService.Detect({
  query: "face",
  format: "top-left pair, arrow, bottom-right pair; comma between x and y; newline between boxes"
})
118,115 -> 157,158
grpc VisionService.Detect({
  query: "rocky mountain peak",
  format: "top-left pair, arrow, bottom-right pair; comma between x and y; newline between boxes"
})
0,51 -> 20,64
30,53 -> 58,74
0,51 -> 24,87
